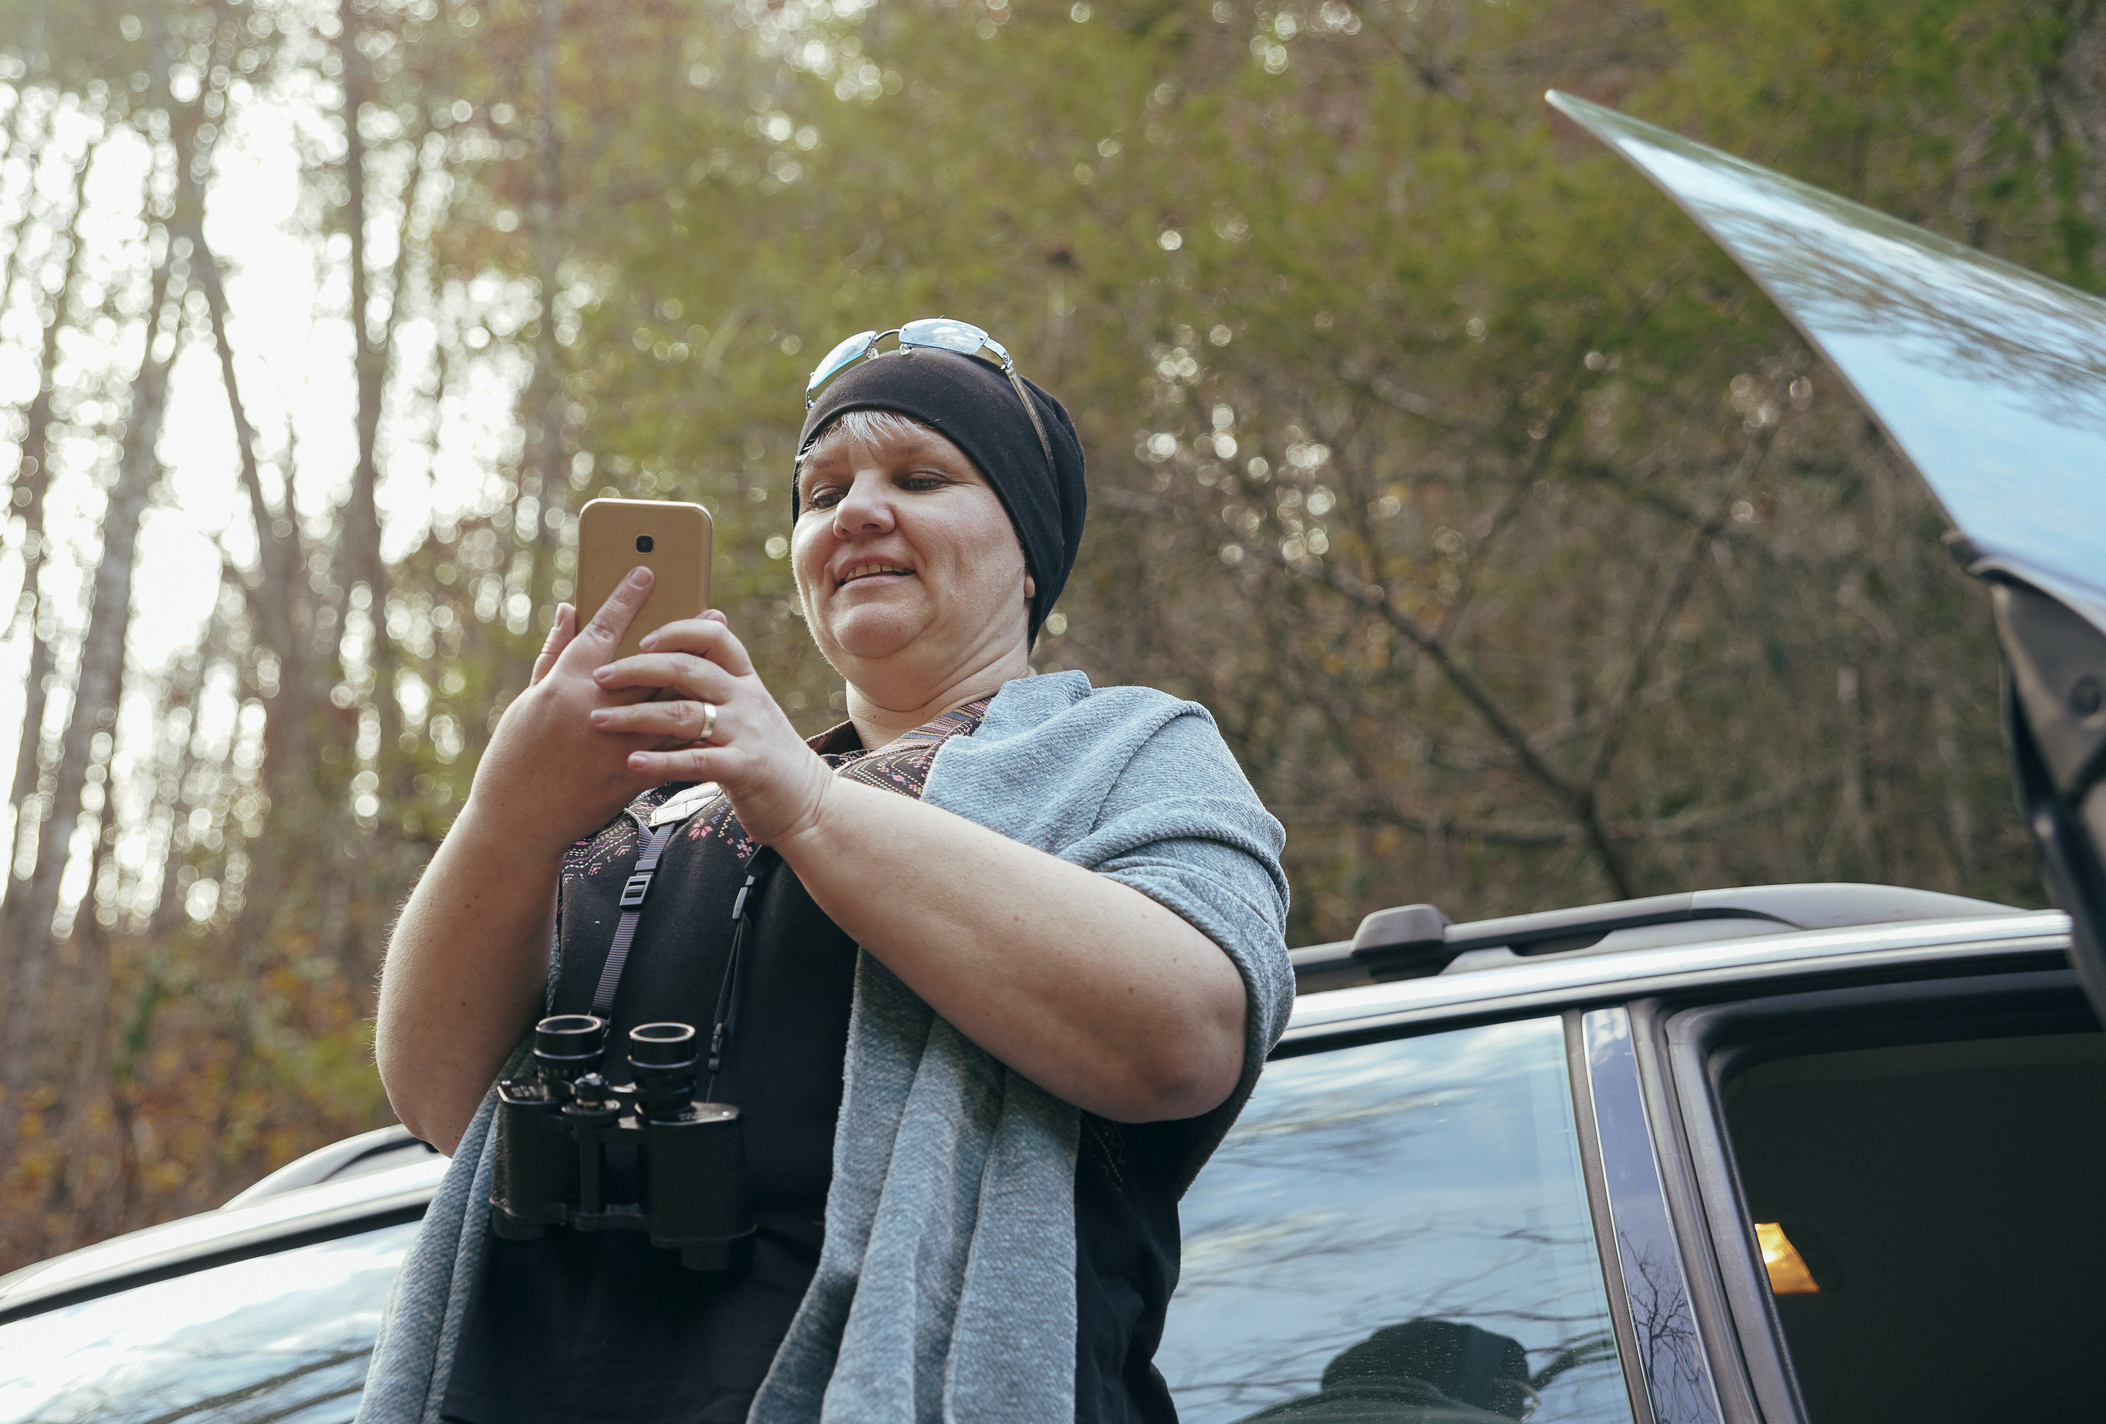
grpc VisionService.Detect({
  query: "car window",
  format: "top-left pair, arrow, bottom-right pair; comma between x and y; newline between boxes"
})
0,1219 -> 417,1423
1722,1027 -> 2106,1424
1160,1016 -> 1633,1424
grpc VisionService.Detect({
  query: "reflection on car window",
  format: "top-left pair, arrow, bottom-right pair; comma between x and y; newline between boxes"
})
1160,1017 -> 1632,1424
0,1220 -> 416,1423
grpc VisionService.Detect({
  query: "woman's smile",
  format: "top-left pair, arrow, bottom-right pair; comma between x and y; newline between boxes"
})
836,559 -> 917,587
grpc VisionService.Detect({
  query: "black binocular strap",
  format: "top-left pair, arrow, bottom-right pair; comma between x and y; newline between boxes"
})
585,815 -> 780,1099
707,848 -> 779,1100
590,820 -> 681,1019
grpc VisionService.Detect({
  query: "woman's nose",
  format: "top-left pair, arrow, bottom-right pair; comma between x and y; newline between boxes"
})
830,473 -> 895,535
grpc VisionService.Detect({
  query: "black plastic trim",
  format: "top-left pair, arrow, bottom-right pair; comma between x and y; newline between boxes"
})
1296,885 -> 2022,992
1625,998 -> 1772,1424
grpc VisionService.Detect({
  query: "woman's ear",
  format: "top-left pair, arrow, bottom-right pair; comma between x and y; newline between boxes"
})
1024,572 -> 1037,600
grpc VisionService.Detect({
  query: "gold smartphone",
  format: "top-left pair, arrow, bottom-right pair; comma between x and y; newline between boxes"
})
574,498 -> 714,661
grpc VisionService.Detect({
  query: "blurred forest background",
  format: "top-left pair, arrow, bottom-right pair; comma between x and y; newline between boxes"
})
0,0 -> 2092,1267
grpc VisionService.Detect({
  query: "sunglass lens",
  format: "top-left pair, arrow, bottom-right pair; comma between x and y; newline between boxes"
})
899,317 -> 991,356
807,329 -> 878,404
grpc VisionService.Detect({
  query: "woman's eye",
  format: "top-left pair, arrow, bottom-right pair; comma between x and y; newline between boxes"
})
807,488 -> 843,508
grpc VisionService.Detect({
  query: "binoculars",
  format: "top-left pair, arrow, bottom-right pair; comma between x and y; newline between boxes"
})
489,1014 -> 754,1272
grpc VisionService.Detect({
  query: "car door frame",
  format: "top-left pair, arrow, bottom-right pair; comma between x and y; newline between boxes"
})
1604,961 -> 2095,1424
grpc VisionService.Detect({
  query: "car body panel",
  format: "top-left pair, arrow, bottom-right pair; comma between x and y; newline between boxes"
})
0,1219 -> 419,1423
3,913 -> 2066,1330
1581,1006 -> 1725,1424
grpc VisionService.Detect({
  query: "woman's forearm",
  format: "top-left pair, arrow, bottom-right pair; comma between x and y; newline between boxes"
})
375,809 -> 564,1154
776,777 -> 1249,1123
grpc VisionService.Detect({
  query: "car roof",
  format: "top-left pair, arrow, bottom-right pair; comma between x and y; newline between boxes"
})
1286,908 -> 2068,1046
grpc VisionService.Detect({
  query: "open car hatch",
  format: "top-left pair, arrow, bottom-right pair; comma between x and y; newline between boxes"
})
1546,90 -> 2106,1023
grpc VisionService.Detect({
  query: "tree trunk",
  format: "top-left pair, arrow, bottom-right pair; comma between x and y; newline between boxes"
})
2,131 -> 98,899
0,240 -> 174,1139
339,0 -> 387,611
193,228 -> 325,971
501,0 -> 567,704
0,10 -> 52,339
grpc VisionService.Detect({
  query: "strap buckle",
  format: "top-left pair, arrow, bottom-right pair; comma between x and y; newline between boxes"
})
619,871 -> 654,908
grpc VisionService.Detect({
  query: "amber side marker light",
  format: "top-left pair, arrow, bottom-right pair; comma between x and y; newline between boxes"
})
1755,1222 -> 1820,1294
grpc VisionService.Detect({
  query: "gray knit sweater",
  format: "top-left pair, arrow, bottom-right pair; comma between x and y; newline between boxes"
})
354,672 -> 1292,1424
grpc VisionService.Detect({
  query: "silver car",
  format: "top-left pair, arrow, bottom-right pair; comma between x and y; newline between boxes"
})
5,95 -> 2103,1424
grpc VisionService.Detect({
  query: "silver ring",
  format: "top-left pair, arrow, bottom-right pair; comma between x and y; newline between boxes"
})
697,701 -> 718,743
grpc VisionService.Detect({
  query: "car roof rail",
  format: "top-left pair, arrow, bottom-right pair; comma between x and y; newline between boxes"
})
220,1123 -> 438,1208
1291,883 -> 2024,994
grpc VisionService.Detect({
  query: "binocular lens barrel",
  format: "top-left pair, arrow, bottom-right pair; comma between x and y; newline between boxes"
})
629,1021 -> 698,1069
535,1013 -> 607,1065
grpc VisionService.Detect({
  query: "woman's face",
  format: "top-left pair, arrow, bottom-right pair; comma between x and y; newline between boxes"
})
792,418 -> 1033,700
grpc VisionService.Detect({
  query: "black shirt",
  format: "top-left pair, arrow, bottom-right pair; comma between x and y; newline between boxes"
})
444,712 -> 1190,1423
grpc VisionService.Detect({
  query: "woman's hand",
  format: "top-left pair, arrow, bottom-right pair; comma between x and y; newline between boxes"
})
459,568 -> 676,859
587,613 -> 837,846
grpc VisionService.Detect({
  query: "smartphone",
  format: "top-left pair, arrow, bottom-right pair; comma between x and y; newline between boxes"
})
574,498 -> 714,661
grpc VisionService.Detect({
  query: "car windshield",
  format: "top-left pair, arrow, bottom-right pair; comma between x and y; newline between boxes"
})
0,1220 -> 417,1423
1158,1016 -> 1633,1423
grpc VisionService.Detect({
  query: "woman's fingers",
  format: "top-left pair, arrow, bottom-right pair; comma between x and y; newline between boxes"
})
592,649 -> 742,703
561,567 -> 654,670
531,604 -> 577,686
589,698 -> 724,744
624,745 -> 720,782
635,612 -> 757,677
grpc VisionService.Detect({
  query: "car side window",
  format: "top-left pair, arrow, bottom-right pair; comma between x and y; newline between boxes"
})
1159,1016 -> 1633,1423
0,1219 -> 417,1422
1721,1025 -> 2106,1424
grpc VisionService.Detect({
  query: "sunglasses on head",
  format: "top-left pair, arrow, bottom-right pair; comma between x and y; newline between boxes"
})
804,317 -> 1056,479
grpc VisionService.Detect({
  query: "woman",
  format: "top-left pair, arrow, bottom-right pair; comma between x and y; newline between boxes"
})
362,326 -> 1292,1424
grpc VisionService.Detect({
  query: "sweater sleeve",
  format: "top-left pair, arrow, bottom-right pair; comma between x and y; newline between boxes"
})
919,672 -> 1291,1191
1049,700 -> 1292,1190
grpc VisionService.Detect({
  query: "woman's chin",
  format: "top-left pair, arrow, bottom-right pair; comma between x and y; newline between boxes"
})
822,609 -> 926,668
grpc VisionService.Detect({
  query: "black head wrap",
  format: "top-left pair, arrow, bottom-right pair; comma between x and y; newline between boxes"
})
796,347 -> 1087,641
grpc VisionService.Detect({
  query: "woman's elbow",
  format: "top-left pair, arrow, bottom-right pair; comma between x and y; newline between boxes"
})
375,1031 -> 470,1157
1093,1049 -> 1240,1123
386,1088 -> 470,1159
1097,994 -> 1247,1123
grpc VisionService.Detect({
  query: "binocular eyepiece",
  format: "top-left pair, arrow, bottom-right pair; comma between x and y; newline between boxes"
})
534,1013 -> 608,1077
489,1014 -> 753,1272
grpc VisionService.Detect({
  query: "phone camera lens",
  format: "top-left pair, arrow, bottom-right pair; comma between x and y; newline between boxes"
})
636,535 -> 654,553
